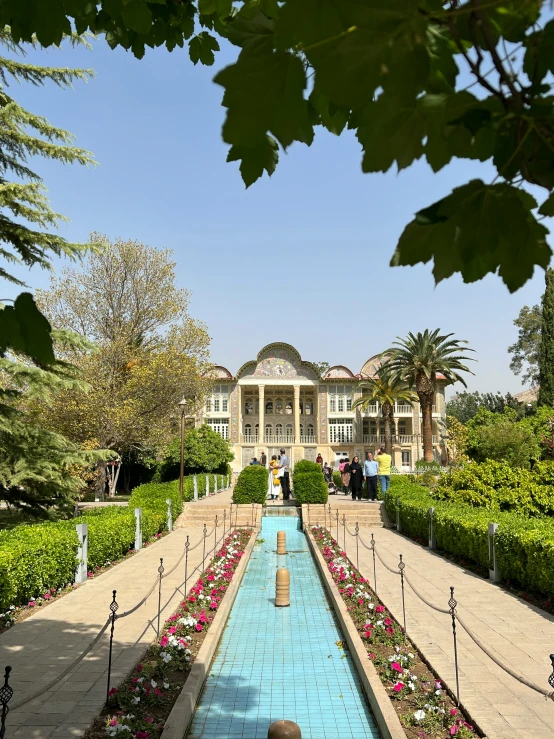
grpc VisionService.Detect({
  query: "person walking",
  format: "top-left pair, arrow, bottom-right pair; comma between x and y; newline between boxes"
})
363,451 -> 379,501
260,451 -> 267,468
340,457 -> 351,494
316,453 -> 323,466
376,446 -> 392,494
349,456 -> 363,500
278,448 -> 291,500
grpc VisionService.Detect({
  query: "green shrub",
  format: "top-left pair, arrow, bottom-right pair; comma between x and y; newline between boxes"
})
232,466 -> 268,504
387,474 -> 554,597
293,460 -> 321,474
293,470 -> 328,504
434,460 -> 554,516
129,479 -> 183,519
332,471 -> 342,488
0,523 -> 79,609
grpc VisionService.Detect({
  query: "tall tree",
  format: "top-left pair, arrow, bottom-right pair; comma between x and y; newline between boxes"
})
0,32 -> 108,514
34,236 -> 212,495
539,269 -> 554,407
0,30 -> 94,360
508,304 -> 542,387
4,2 -> 554,292
380,330 -> 475,462
352,372 -> 417,455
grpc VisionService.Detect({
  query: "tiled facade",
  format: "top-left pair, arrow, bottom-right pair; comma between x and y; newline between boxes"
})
201,343 -> 447,472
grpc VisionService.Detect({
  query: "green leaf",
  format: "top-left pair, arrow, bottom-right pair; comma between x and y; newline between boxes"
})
309,90 -> 348,136
189,32 -> 220,65
425,26 -> 458,94
392,180 -> 551,292
198,0 -> 218,13
491,0 -> 541,43
539,193 -> 554,217
421,92 -> 477,172
227,135 -> 279,187
356,94 -> 425,173
120,0 -> 153,35
0,293 -> 55,364
214,47 -> 312,149
226,9 -> 275,50
523,22 -> 554,83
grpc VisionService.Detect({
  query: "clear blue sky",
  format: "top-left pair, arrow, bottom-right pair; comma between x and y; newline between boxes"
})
4,38 -> 549,395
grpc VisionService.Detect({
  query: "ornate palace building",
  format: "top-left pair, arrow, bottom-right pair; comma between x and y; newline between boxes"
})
201,343 -> 447,472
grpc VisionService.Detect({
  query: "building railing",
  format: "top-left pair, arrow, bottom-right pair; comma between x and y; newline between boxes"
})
265,435 -> 295,444
299,435 -> 316,444
395,404 -> 413,414
241,435 -> 259,443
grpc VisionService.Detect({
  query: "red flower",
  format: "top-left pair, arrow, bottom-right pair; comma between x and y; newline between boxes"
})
391,662 -> 403,674
393,682 -> 404,692
376,605 -> 385,613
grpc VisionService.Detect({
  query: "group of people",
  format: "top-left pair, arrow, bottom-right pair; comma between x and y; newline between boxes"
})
325,447 -> 392,501
250,450 -> 290,501
250,446 -> 391,502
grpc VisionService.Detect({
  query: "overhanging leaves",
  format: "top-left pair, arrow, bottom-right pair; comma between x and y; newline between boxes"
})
227,135 -> 279,187
0,293 -> 55,364
392,180 -> 551,293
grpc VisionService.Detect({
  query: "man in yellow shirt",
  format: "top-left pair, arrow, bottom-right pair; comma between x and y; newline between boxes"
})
376,446 -> 392,494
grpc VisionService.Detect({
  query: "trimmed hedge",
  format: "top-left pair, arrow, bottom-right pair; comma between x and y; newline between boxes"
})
293,461 -> 328,504
232,465 -> 268,504
386,475 -> 554,597
0,523 -> 79,610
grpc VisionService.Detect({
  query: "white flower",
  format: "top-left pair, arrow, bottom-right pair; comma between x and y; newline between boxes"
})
160,651 -> 172,664
408,682 -> 415,691
150,679 -> 157,688
435,689 -> 442,696
163,682 -> 170,689
408,652 -> 414,659
132,696 -> 140,704
414,710 -> 426,722
368,603 -> 375,610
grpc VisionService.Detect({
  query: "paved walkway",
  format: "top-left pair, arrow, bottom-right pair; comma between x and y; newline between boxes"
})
342,526 -> 554,739
0,525 -> 218,739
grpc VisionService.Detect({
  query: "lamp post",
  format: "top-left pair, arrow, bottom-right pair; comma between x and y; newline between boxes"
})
179,398 -> 187,502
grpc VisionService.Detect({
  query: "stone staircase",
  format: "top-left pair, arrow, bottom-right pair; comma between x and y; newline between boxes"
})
302,501 -> 388,528
176,501 -> 262,529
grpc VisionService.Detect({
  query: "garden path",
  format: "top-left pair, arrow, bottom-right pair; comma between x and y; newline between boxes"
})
342,524 -> 554,739
0,523 -> 220,739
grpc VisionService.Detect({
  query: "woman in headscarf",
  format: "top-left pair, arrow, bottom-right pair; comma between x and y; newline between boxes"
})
349,456 -> 363,500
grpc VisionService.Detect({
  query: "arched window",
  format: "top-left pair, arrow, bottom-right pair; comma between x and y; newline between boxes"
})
266,401 -> 273,414
299,423 -> 304,437
286,424 -> 293,440
244,423 -> 252,439
265,423 -> 272,437
307,424 -> 314,438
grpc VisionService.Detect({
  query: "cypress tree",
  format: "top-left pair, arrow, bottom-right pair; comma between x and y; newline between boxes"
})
0,32 -> 106,513
538,268 -> 554,407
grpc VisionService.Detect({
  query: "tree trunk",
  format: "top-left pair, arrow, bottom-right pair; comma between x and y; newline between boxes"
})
95,460 -> 106,502
420,395 -> 434,462
107,460 -> 121,497
539,268 -> 554,407
382,403 -> 393,455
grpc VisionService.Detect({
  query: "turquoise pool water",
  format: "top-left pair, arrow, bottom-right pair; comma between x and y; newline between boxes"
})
187,516 -> 380,739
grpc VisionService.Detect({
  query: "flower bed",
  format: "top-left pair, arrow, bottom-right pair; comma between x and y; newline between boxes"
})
311,526 -> 479,739
84,528 -> 253,739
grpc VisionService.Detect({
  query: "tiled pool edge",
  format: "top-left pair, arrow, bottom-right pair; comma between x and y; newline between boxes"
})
305,526 -> 407,739
161,527 -> 259,739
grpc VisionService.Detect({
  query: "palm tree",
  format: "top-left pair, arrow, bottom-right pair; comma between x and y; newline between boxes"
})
379,330 -> 475,462
352,372 -> 418,455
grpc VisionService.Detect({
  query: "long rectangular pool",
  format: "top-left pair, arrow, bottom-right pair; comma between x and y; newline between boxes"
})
187,516 -> 380,739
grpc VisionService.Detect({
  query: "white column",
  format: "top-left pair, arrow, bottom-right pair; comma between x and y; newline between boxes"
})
294,385 -> 300,443
259,385 -> 265,443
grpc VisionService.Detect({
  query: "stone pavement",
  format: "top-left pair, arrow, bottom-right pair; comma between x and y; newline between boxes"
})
341,525 -> 554,739
0,524 -> 222,739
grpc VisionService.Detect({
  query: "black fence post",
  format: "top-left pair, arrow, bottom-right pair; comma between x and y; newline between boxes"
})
106,590 -> 119,703
398,554 -> 407,639
336,510 -> 339,543
342,514 -> 346,553
307,503 -> 311,527
355,522 -> 359,571
548,654 -> 554,693
214,515 -> 218,554
184,536 -> 190,597
327,503 -> 332,532
0,666 -> 13,739
223,509 -> 227,539
157,558 -> 164,637
202,524 -> 207,571
370,533 -> 377,593
449,586 -> 460,703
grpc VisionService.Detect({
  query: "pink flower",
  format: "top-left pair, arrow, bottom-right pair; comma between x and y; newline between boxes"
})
450,709 -> 457,716
160,636 -> 169,647
368,652 -> 375,659
28,601 -> 35,608
384,618 -> 392,626
195,624 -> 203,632
168,627 -> 177,635
109,718 -> 118,727
391,662 -> 403,674
145,717 -> 154,724
43,593 -> 51,600
137,664 -> 143,672
154,688 -> 162,697
393,682 -> 404,692
450,727 -> 458,736
358,598 -> 364,606
135,732 -> 149,739
364,631 -> 372,639
108,687 -> 118,696
376,605 -> 385,613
